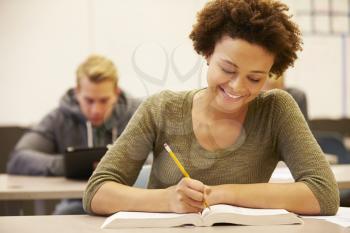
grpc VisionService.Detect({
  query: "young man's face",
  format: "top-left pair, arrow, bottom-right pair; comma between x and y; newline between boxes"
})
76,78 -> 118,127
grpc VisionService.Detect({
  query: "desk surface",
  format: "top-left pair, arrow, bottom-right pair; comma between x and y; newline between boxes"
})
270,164 -> 350,190
0,215 -> 349,233
0,174 -> 86,200
1,164 -> 349,201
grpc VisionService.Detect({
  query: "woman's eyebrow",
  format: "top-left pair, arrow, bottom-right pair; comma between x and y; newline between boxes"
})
220,59 -> 268,74
220,58 -> 238,68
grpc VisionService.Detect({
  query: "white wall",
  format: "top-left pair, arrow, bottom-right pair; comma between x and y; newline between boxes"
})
284,0 -> 350,119
0,0 -> 90,125
0,0 -> 349,125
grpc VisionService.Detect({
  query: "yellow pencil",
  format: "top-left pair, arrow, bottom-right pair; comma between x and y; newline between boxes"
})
164,143 -> 210,210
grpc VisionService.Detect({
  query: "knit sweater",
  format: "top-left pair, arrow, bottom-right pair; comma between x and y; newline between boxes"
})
83,89 -> 339,215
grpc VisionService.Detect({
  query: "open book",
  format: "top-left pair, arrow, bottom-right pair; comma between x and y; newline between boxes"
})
101,204 -> 303,228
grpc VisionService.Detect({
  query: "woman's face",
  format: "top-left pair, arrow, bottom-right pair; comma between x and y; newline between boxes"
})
206,36 -> 275,114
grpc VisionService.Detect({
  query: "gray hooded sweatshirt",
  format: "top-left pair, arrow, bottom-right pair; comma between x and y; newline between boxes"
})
7,88 -> 141,176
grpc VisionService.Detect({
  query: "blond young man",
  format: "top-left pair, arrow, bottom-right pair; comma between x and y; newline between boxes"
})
7,55 -> 141,214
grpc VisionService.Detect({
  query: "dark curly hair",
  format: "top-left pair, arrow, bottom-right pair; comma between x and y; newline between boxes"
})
189,0 -> 302,76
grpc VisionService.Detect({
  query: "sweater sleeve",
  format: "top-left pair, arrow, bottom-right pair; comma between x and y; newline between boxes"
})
272,90 -> 339,215
6,111 -> 64,176
83,94 -> 158,214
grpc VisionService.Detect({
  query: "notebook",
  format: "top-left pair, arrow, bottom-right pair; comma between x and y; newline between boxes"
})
101,204 -> 303,228
64,146 -> 107,180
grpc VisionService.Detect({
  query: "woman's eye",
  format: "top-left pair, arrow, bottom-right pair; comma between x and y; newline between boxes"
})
221,68 -> 236,74
248,77 -> 260,83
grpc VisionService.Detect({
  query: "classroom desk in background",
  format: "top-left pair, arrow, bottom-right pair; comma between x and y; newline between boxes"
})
0,164 -> 349,215
1,164 -> 349,201
0,214 -> 349,233
0,174 -> 85,215
0,174 -> 85,200
270,164 -> 350,190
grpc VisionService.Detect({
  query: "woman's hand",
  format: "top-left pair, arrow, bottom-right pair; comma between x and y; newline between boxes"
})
166,177 -> 210,213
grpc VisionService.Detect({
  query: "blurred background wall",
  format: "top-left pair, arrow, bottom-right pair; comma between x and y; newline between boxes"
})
0,0 -> 349,125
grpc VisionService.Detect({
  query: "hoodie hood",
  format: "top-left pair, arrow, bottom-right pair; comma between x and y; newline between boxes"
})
59,89 -> 85,122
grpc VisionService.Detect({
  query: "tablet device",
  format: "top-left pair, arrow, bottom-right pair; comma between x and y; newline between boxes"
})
64,146 -> 107,180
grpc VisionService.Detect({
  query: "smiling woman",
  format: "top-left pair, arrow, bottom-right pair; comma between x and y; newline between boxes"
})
83,0 -> 339,217
205,37 -> 275,114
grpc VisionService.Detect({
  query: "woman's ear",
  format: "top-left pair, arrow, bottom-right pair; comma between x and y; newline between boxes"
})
205,54 -> 212,66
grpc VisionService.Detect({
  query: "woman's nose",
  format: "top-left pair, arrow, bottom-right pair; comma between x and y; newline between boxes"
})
228,76 -> 246,92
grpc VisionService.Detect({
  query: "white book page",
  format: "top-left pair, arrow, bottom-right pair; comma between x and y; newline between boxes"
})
203,204 -> 289,217
113,211 -> 191,219
101,211 -> 201,228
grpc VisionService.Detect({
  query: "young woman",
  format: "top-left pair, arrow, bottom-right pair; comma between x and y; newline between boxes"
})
83,0 -> 339,216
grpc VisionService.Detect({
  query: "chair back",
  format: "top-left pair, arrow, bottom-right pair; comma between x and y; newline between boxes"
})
314,131 -> 350,164
0,126 -> 28,173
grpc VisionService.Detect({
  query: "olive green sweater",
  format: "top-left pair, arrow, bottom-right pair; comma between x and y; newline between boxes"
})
83,89 -> 339,215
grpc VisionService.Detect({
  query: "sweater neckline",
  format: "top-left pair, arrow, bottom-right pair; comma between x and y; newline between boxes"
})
182,88 -> 255,159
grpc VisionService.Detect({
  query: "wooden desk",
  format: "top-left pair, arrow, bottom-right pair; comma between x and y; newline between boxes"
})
0,215 -> 349,233
325,153 -> 338,164
0,175 -> 86,215
0,164 -> 349,215
1,164 -> 349,201
0,174 -> 86,200
270,164 -> 350,190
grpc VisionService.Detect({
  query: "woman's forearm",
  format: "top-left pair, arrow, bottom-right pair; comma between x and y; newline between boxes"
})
90,181 -> 169,215
208,182 -> 321,215
90,181 -> 321,215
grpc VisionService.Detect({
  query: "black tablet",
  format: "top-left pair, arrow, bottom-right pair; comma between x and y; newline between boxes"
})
64,146 -> 107,180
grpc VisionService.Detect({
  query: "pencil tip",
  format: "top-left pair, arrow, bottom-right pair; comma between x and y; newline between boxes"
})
164,143 -> 171,152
